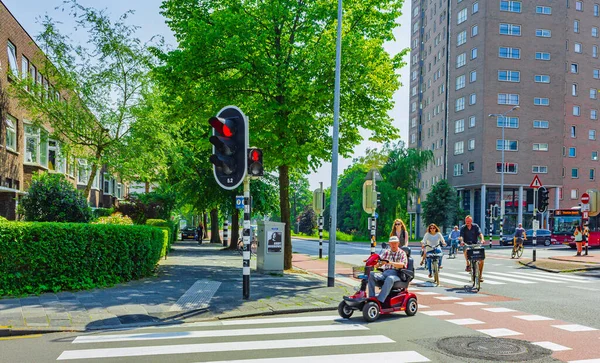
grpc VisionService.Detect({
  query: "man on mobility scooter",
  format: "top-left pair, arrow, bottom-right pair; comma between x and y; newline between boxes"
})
338,236 -> 418,322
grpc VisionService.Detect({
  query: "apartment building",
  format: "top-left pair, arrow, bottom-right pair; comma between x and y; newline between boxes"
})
0,1 -> 126,219
408,0 -> 600,236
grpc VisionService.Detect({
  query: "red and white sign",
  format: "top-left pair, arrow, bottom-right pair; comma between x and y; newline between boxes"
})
529,175 -> 543,189
581,193 -> 590,204
583,211 -> 589,219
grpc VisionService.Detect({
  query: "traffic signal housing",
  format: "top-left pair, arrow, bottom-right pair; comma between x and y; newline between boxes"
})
538,186 -> 549,213
209,106 -> 248,190
376,192 -> 381,209
247,148 -> 264,177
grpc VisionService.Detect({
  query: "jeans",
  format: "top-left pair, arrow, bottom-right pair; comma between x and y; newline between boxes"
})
426,248 -> 443,275
450,240 -> 459,255
368,269 -> 400,303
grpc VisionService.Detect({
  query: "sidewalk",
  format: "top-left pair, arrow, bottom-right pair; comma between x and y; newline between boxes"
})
0,240 -> 353,335
518,251 -> 600,273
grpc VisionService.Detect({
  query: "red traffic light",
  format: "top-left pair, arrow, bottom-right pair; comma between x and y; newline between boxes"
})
209,117 -> 234,137
250,149 -> 261,162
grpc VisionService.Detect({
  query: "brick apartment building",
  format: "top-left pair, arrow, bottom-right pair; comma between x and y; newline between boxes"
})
408,0 -> 600,236
0,1 -> 126,220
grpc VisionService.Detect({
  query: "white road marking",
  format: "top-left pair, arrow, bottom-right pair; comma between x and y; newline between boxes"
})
527,271 -> 593,282
434,296 -> 463,301
441,272 -> 505,285
568,285 -> 600,292
477,328 -> 522,337
455,302 -> 487,306
466,272 -> 536,284
532,341 -> 572,352
551,324 -> 598,332
482,307 -> 517,313
568,359 -> 600,363
222,315 -> 342,326
419,304 -> 430,308
514,315 -> 554,321
415,291 -> 440,295
72,324 -> 369,344
487,271 -> 566,283
57,335 -> 394,360
199,351 -> 431,363
445,318 -> 484,325
169,280 -> 221,311
415,272 -> 482,286
421,310 -> 454,316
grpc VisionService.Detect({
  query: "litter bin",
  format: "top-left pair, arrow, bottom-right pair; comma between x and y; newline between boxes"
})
257,221 -> 285,274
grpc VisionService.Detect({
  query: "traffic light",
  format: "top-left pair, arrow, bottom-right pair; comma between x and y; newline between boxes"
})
209,106 -> 248,190
492,205 -> 499,219
589,190 -> 598,214
362,180 -> 375,214
538,186 -> 550,213
247,148 -> 263,177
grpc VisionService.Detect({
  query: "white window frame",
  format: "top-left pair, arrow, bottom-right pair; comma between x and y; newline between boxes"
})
470,70 -> 477,83
532,166 -> 548,173
533,143 -> 549,151
534,97 -> 550,106
500,23 -> 521,36
499,47 -> 520,59
569,147 -> 577,158
456,53 -> 466,68
534,75 -> 550,83
456,75 -> 466,90
575,43 -> 582,53
77,159 -> 89,185
454,141 -> 465,155
500,1 -> 522,13
573,105 -> 581,116
454,163 -> 464,176
498,70 -> 520,82
497,93 -> 520,105
496,140 -> 518,151
590,130 -> 597,140
468,139 -> 475,150
5,115 -> 17,152
536,6 -> 552,14
572,168 -> 579,179
469,116 -> 476,128
496,162 -> 518,174
533,120 -> 549,129
497,116 -> 519,128
457,8 -> 468,24
7,40 -> 18,77
471,25 -> 478,37
455,119 -> 465,133
457,31 -> 467,46
456,97 -> 465,111
536,29 -> 552,38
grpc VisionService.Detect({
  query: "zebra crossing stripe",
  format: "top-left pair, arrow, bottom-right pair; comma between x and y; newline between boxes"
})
198,351 -> 431,363
414,272 -> 477,286
72,324 -> 369,344
57,335 -> 395,360
502,271 -> 566,283
437,271 -> 505,285
527,271 -> 593,282
221,315 -> 342,326
458,271 -> 535,284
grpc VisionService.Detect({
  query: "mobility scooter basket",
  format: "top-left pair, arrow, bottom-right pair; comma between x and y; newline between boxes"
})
467,247 -> 485,261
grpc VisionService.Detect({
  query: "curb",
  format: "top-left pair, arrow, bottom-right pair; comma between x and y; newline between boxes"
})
517,260 -> 600,273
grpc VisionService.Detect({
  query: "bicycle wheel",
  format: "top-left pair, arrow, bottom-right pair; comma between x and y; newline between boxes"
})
432,259 -> 439,286
516,245 -> 523,258
474,260 -> 481,291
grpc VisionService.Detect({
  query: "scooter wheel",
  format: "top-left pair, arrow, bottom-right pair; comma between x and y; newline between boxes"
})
362,301 -> 380,322
405,297 -> 418,316
337,301 -> 353,319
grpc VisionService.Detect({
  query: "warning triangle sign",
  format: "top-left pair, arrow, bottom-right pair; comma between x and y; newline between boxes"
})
529,175 -> 543,189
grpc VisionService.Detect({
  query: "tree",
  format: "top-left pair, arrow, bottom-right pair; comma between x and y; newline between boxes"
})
156,0 -> 408,268
20,173 -> 92,222
422,179 -> 459,233
298,207 -> 316,235
9,1 -> 153,198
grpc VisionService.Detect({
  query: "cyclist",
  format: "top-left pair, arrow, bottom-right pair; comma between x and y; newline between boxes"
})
512,223 -> 526,258
421,224 -> 446,278
449,225 -> 460,257
459,215 -> 486,281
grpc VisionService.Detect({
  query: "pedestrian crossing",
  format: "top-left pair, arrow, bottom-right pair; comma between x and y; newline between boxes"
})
413,267 -> 597,287
57,315 -> 431,362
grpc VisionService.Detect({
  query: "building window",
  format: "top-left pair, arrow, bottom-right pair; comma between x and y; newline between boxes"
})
575,43 -> 582,53
500,23 -> 521,36
536,6 -> 552,14
571,189 -> 579,199
533,120 -> 549,128
499,47 -> 520,59
593,27 -> 599,37
456,53 -> 466,68
468,161 -> 475,172
536,29 -> 552,37
533,143 -> 549,151
534,75 -> 550,83
592,110 -> 598,120
591,89 -> 598,99
457,8 -> 468,24
469,116 -> 476,128
473,2 -> 479,14
535,52 -> 551,60
591,130 -> 597,140
576,1 -> 583,11
574,20 -> 580,33
456,97 -> 465,111
591,169 -> 596,180
573,105 -> 581,116
455,119 -> 465,133
595,4 -> 600,16
498,70 -> 520,82
593,151 -> 599,161
471,25 -> 478,37
7,41 -> 18,78
500,1 -> 522,13
593,46 -> 598,58
47,140 -> 65,173
21,55 -> 29,90
572,169 -> 579,178
470,70 -> 477,83
455,141 -> 465,155
532,166 -> 548,173
457,31 -> 467,46
572,84 -> 578,96
456,75 -> 466,90
468,139 -> 475,150
569,147 -> 577,157
594,69 -> 600,79
5,115 -> 17,152
454,163 -> 464,176
497,116 -> 519,128
471,48 -> 478,59
498,93 -> 519,105
496,162 -> 518,174
571,64 -> 579,74
534,97 -> 549,106
469,93 -> 477,105
496,140 -> 518,151
571,126 -> 577,138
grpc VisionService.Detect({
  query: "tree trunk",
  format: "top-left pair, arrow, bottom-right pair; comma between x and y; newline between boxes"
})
279,165 -> 292,269
145,181 -> 150,193
203,212 -> 209,239
230,193 -> 240,249
84,159 -> 101,199
210,208 -> 222,244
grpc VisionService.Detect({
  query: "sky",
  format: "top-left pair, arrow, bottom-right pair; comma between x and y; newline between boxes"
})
3,0 -> 411,191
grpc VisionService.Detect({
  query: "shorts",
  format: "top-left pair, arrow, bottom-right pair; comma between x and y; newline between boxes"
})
463,243 -> 481,250
515,237 -> 523,245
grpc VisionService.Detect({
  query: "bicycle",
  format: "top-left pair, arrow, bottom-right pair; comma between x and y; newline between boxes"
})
448,239 -> 460,259
511,238 -> 524,259
425,244 -> 444,286
465,244 -> 485,292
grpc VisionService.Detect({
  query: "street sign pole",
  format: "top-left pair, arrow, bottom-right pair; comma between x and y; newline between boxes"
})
371,177 -> 377,255
242,177 -> 251,299
582,193 -> 590,256
533,189 -> 538,262
489,205 -> 493,248
223,219 -> 229,247
318,182 -> 324,259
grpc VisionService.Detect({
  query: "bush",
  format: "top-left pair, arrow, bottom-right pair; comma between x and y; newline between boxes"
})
93,212 -> 133,225
0,221 -> 163,296
146,219 -> 171,255
20,173 -> 92,223
92,208 -> 114,219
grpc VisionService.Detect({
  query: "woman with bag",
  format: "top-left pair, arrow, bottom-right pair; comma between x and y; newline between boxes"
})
389,219 -> 409,247
574,225 -> 583,256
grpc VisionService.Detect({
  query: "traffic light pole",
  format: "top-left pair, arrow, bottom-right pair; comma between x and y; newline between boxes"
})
371,179 -> 377,255
242,177 -> 251,299
489,205 -> 493,248
223,219 -> 229,247
533,189 -> 538,262
318,182 -> 324,259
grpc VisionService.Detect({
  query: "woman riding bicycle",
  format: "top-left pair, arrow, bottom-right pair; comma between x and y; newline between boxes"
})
449,225 -> 460,257
512,223 -> 526,258
421,224 -> 446,279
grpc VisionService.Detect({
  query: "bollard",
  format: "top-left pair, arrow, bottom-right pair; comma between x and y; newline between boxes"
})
318,216 -> 323,259
223,220 -> 229,247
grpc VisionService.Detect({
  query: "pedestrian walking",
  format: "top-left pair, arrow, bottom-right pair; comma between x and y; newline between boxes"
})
574,225 -> 583,256
389,219 -> 409,247
197,223 -> 204,244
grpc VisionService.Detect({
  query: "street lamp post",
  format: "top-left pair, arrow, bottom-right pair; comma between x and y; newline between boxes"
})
488,105 -> 519,240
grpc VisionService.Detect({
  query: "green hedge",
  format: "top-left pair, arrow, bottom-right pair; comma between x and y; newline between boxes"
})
0,221 -> 163,296
146,219 -> 177,252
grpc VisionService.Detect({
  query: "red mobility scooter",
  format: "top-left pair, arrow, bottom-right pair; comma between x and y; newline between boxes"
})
338,245 -> 418,322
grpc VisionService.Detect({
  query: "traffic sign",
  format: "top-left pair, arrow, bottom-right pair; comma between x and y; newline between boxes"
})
236,195 -> 244,210
529,175 -> 543,189
582,192 -> 590,204
583,211 -> 589,219
374,212 -> 379,219
582,204 -> 590,211
532,220 -> 539,231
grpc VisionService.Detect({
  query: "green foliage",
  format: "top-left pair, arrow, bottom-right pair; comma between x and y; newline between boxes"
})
146,219 -> 169,227
298,207 -> 316,235
0,221 -> 163,296
93,212 -> 134,225
20,173 -> 92,223
146,219 -> 173,255
92,208 -> 115,219
0,216 -> 8,223
422,179 -> 459,232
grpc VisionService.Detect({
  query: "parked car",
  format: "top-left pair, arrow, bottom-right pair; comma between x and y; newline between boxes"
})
500,229 -> 552,246
181,227 -> 197,240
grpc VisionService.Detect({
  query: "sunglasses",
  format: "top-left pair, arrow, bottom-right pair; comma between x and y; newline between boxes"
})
395,223 -> 401,225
